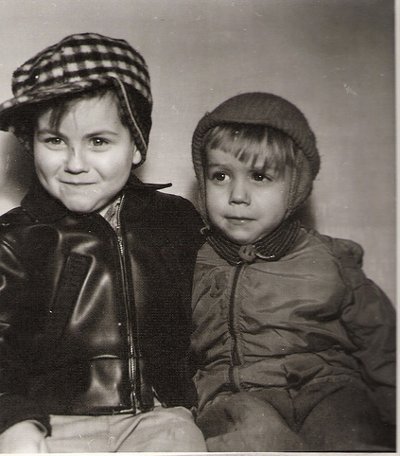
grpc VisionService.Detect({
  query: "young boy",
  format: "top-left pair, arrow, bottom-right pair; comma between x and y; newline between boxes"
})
0,33 -> 206,453
190,92 -> 395,451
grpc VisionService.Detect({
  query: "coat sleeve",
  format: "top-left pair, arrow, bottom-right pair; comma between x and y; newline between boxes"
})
329,237 -> 395,425
0,237 -> 51,435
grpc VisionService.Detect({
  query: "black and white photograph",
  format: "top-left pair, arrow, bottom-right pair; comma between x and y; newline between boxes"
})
0,0 -> 395,453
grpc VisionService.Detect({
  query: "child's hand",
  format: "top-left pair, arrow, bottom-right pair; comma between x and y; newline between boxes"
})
0,420 -> 47,453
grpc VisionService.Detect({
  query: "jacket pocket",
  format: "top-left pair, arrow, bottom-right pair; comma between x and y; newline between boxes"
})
46,253 -> 91,344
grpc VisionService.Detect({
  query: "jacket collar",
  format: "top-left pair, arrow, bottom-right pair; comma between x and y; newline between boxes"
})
21,174 -> 171,223
203,218 -> 301,265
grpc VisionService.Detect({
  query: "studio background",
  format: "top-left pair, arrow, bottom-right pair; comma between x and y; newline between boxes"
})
0,0 -> 395,304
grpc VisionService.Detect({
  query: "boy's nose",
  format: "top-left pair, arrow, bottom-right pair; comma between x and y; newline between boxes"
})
229,180 -> 250,205
64,147 -> 89,174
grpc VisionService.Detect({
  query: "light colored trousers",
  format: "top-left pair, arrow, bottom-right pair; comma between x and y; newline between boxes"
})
41,406 -> 206,453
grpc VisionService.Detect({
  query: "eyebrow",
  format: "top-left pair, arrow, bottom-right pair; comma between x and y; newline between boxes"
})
36,128 -> 119,137
207,160 -> 273,172
207,158 -> 232,167
85,130 -> 119,137
35,128 -> 61,136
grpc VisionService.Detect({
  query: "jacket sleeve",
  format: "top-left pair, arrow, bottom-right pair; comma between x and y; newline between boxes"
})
166,196 -> 205,400
0,237 -> 51,435
330,237 -> 395,425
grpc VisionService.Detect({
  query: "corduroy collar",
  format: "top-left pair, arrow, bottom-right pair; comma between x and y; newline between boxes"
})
21,174 -> 171,223
203,218 -> 301,265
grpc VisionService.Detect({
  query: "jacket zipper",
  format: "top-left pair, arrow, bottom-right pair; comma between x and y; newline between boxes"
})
228,263 -> 244,389
114,194 -> 138,411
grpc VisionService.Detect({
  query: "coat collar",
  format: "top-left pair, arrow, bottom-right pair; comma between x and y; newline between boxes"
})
21,174 -> 171,223
203,218 -> 301,264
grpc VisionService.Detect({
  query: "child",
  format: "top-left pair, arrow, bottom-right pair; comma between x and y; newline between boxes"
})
0,33 -> 206,453
190,92 -> 395,451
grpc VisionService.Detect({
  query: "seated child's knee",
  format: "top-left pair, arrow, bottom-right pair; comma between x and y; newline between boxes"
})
200,393 -> 304,452
198,391 -> 289,436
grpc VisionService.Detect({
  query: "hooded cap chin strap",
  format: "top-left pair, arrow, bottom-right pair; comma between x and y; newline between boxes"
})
202,218 -> 301,265
285,149 -> 313,219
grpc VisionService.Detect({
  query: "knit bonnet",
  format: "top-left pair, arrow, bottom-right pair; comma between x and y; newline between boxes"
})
192,92 -> 320,222
0,32 -> 152,166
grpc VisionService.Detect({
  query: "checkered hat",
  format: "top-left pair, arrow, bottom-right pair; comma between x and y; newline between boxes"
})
0,32 -> 152,164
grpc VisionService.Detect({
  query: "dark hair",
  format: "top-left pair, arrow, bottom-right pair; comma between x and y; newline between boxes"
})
203,123 -> 298,177
10,85 -> 130,150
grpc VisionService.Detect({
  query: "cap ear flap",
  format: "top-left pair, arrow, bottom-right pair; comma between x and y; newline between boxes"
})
132,146 -> 142,165
285,150 -> 313,217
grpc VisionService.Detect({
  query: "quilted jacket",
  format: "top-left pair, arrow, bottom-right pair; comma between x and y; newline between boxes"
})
191,227 -> 395,424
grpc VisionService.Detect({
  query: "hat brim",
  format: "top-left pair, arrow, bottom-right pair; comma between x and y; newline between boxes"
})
0,79 -> 109,130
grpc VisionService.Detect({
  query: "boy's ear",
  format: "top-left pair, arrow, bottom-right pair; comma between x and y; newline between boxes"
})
132,147 -> 142,165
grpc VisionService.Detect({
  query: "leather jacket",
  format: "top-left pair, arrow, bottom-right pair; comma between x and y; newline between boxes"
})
0,175 -> 204,434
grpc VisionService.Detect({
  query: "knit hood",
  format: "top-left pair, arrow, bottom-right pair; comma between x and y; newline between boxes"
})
191,92 -> 320,224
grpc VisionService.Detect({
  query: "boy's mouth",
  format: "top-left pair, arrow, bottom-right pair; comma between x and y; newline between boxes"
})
61,181 -> 95,186
225,216 -> 254,225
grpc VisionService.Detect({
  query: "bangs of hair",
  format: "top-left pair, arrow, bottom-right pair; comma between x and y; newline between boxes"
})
39,86 -> 124,131
204,124 -> 297,176
11,85 -> 128,146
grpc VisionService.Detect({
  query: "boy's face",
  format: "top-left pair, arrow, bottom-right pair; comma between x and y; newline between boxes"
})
33,92 -> 141,214
205,148 -> 290,245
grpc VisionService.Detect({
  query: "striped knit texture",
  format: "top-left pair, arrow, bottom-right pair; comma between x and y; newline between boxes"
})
204,219 -> 301,265
0,33 -> 152,162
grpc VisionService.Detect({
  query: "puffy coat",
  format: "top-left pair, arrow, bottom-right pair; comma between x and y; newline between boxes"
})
0,175 -> 204,434
191,227 -> 395,424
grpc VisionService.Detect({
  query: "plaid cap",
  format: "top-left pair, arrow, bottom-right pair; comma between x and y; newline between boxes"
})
0,32 -> 152,164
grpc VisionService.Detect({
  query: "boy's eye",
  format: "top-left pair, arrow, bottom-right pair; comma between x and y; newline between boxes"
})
210,171 -> 228,182
91,137 -> 109,147
45,137 -> 64,146
251,172 -> 272,182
